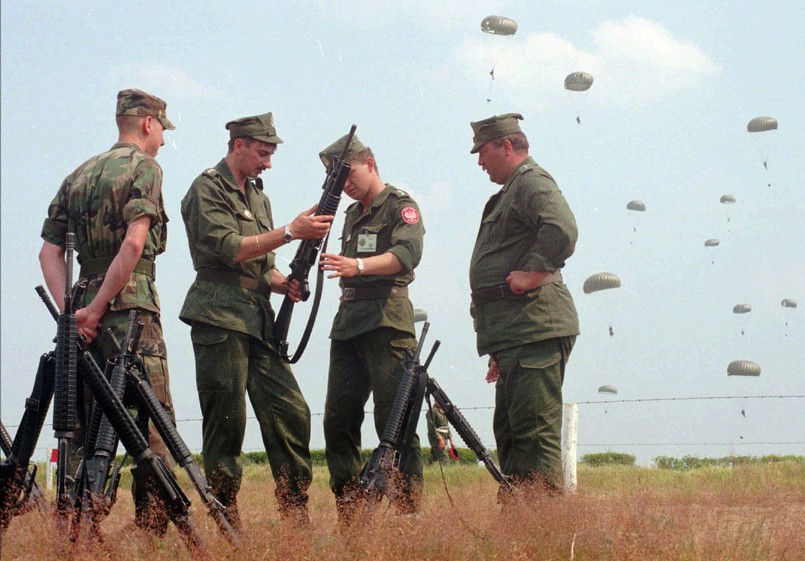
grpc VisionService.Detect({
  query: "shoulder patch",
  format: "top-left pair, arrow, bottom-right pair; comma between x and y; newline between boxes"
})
401,206 -> 419,224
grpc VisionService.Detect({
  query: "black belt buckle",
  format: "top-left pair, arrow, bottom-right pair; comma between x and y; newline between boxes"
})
342,288 -> 356,301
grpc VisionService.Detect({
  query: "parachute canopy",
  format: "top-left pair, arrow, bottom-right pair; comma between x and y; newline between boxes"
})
598,384 -> 617,395
704,239 -> 720,247
727,360 -> 761,377
481,15 -> 518,35
627,200 -> 646,211
720,194 -> 736,204
733,304 -> 752,314
564,72 -> 594,92
747,117 -> 778,133
781,299 -> 797,309
413,308 -> 428,323
583,272 -> 621,294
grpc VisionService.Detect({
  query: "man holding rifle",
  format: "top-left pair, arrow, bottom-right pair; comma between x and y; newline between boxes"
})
39,88 -> 177,533
179,112 -> 331,527
318,133 -> 425,522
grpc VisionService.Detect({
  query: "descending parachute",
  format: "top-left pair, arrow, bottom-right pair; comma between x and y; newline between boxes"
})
598,385 -> 617,395
481,15 -> 518,35
583,273 -> 621,294
727,360 -> 761,377
747,117 -> 778,132
720,194 -> 736,204
704,239 -> 720,247
480,15 -> 517,102
413,308 -> 428,323
626,200 -> 646,211
564,71 -> 594,123
564,72 -> 594,91
733,304 -> 752,314
747,116 -> 778,172
781,299 -> 797,308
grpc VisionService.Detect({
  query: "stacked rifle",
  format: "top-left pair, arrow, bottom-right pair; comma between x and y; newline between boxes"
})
0,233 -> 237,555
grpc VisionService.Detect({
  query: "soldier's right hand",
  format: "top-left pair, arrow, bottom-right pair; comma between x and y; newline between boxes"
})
290,204 -> 333,240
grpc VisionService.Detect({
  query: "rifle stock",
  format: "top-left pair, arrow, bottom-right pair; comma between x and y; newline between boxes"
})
272,124 -> 357,362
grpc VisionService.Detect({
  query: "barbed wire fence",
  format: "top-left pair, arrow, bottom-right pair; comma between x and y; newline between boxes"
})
4,394 -> 804,458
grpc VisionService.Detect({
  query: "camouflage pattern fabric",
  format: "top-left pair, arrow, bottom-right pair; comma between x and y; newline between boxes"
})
426,406 -> 451,463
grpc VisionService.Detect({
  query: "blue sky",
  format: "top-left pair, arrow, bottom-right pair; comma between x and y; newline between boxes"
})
2,1 -> 803,466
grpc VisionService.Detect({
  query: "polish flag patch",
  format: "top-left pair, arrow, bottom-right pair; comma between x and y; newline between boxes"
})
401,206 -> 419,224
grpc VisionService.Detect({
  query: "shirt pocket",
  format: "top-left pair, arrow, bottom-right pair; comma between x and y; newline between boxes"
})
356,223 -> 388,255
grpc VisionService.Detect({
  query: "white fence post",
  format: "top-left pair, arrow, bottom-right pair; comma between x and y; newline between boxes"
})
562,402 -> 578,494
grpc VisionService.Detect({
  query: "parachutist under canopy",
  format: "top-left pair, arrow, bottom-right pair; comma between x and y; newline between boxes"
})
576,116 -> 581,124
608,326 -> 614,337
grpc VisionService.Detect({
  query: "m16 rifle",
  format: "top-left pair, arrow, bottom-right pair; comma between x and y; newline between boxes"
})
272,125 -> 356,363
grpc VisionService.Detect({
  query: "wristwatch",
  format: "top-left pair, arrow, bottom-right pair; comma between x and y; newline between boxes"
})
283,224 -> 293,243
356,258 -> 365,275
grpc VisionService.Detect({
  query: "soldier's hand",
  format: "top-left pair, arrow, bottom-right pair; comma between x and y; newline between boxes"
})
485,358 -> 500,384
283,278 -> 303,302
290,204 -> 333,240
320,253 -> 359,279
76,306 -> 103,344
506,270 -> 551,294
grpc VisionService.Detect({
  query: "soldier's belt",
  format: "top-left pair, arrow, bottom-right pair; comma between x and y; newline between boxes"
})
196,269 -> 270,296
80,256 -> 155,279
340,286 -> 408,302
471,271 -> 562,305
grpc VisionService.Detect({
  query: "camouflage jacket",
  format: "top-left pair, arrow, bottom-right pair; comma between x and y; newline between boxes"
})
469,156 -> 579,355
179,159 -> 276,341
330,184 -> 425,340
41,141 -> 168,313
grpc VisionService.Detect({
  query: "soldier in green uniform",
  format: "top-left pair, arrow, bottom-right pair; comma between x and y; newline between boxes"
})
468,113 -> 579,495
179,112 -> 332,527
318,133 -> 426,521
426,402 -> 455,464
39,88 -> 176,532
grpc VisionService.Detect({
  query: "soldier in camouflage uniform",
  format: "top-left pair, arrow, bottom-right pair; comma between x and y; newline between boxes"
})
39,88 -> 176,532
179,112 -> 332,527
426,402 -> 455,464
468,113 -> 579,495
318,134 -> 426,520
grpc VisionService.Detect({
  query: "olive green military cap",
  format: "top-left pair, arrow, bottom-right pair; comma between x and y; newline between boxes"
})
116,88 -> 176,130
225,112 -> 283,145
319,133 -> 366,168
469,112 -> 524,153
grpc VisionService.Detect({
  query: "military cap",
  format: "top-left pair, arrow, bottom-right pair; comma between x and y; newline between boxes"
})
319,133 -> 367,168
116,88 -> 175,130
225,112 -> 283,145
469,112 -> 524,153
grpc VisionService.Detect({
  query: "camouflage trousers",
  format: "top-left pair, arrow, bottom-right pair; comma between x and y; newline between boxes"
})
190,322 -> 312,520
324,327 -> 423,513
491,335 -> 575,491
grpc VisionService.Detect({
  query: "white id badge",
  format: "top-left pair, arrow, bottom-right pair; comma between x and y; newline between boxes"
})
357,233 -> 377,253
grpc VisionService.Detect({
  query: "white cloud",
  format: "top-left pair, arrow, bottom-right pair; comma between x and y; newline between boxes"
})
107,63 -> 226,102
454,14 -> 720,107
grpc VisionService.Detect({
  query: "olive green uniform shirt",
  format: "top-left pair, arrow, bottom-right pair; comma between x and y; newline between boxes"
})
469,157 -> 579,355
179,159 -> 276,340
329,184 -> 425,340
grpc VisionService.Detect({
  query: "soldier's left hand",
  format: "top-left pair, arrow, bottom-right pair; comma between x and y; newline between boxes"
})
320,252 -> 359,279
284,278 -> 303,302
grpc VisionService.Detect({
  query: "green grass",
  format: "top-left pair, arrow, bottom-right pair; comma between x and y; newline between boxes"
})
2,460 -> 804,560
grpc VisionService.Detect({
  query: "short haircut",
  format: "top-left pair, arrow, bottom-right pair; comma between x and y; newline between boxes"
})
491,132 -> 529,151
351,147 -> 379,173
115,114 -> 144,134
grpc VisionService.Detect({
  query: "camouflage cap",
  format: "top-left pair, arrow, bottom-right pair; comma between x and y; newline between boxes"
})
225,112 -> 283,145
116,88 -> 175,130
318,133 -> 367,168
469,112 -> 524,153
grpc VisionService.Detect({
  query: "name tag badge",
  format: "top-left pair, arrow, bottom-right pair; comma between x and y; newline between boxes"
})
357,233 -> 377,253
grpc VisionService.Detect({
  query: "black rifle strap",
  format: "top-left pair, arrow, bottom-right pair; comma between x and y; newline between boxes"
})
285,231 -> 331,364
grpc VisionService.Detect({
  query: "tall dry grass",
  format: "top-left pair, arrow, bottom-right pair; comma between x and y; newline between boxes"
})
2,461 -> 803,561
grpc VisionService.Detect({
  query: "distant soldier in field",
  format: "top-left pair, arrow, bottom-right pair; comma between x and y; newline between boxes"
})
426,402 -> 456,464
39,88 -> 176,532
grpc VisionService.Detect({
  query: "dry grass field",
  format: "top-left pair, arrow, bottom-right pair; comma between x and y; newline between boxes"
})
2,460 -> 804,561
